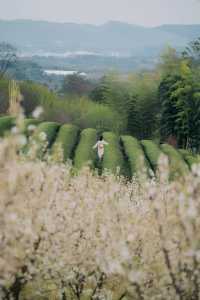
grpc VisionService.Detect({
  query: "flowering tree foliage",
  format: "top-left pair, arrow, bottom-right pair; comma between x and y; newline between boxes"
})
1,117 -> 200,299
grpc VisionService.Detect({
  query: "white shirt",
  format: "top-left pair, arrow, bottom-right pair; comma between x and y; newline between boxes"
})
93,140 -> 109,157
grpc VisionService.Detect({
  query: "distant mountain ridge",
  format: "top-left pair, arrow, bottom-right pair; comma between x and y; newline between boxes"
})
0,20 -> 199,56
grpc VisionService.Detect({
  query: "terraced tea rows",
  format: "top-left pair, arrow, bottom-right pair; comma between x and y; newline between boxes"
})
0,116 -> 199,178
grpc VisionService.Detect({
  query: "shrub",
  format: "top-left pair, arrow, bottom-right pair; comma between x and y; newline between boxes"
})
160,144 -> 189,179
74,128 -> 97,169
141,139 -> 162,173
46,98 -> 125,134
20,81 -> 58,117
179,149 -> 200,169
83,105 -> 124,133
0,116 -> 40,137
102,132 -> 124,174
1,80 -> 126,134
21,118 -> 41,135
0,115 -> 15,136
121,135 -> 150,177
0,79 -> 9,114
33,121 -> 60,144
51,124 -> 79,162
29,122 -> 60,159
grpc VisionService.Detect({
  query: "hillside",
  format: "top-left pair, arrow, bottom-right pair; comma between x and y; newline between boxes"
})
0,20 -> 200,56
157,24 -> 200,40
1,116 -> 198,179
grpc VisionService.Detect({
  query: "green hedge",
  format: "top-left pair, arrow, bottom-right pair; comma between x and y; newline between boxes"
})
141,140 -> 162,173
0,116 -> 15,136
0,79 -> 9,114
21,118 -> 41,135
121,135 -> 150,177
102,132 -> 124,174
74,128 -> 97,169
0,116 -> 41,137
160,144 -> 189,179
51,124 -> 79,162
179,149 -> 200,169
30,122 -> 60,158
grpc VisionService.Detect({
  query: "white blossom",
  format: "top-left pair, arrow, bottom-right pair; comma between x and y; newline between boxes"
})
32,106 -> 44,119
39,131 -> 47,141
27,124 -> 37,132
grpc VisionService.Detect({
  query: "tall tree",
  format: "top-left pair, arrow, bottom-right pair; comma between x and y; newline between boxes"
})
0,43 -> 17,79
159,61 -> 200,151
127,72 -> 161,139
62,73 -> 93,96
159,74 -> 180,142
90,73 -> 131,130
182,37 -> 200,65
158,47 -> 181,76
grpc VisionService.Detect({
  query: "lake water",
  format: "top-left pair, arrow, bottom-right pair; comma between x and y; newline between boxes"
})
44,70 -> 87,76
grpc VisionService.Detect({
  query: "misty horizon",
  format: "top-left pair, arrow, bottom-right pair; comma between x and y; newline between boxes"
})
0,18 -> 200,28
0,0 -> 200,27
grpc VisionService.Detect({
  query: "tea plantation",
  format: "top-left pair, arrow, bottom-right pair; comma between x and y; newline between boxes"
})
0,116 -> 199,178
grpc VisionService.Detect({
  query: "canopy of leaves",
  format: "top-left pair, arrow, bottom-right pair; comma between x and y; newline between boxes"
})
159,60 -> 200,151
61,73 -> 94,96
0,42 -> 17,79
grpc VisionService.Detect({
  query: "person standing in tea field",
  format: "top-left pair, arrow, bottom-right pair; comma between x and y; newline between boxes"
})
93,136 -> 109,161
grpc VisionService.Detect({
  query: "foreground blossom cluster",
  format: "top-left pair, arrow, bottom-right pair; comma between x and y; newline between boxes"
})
0,128 -> 200,300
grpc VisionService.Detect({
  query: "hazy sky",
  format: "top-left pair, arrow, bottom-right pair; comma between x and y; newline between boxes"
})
0,0 -> 200,26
